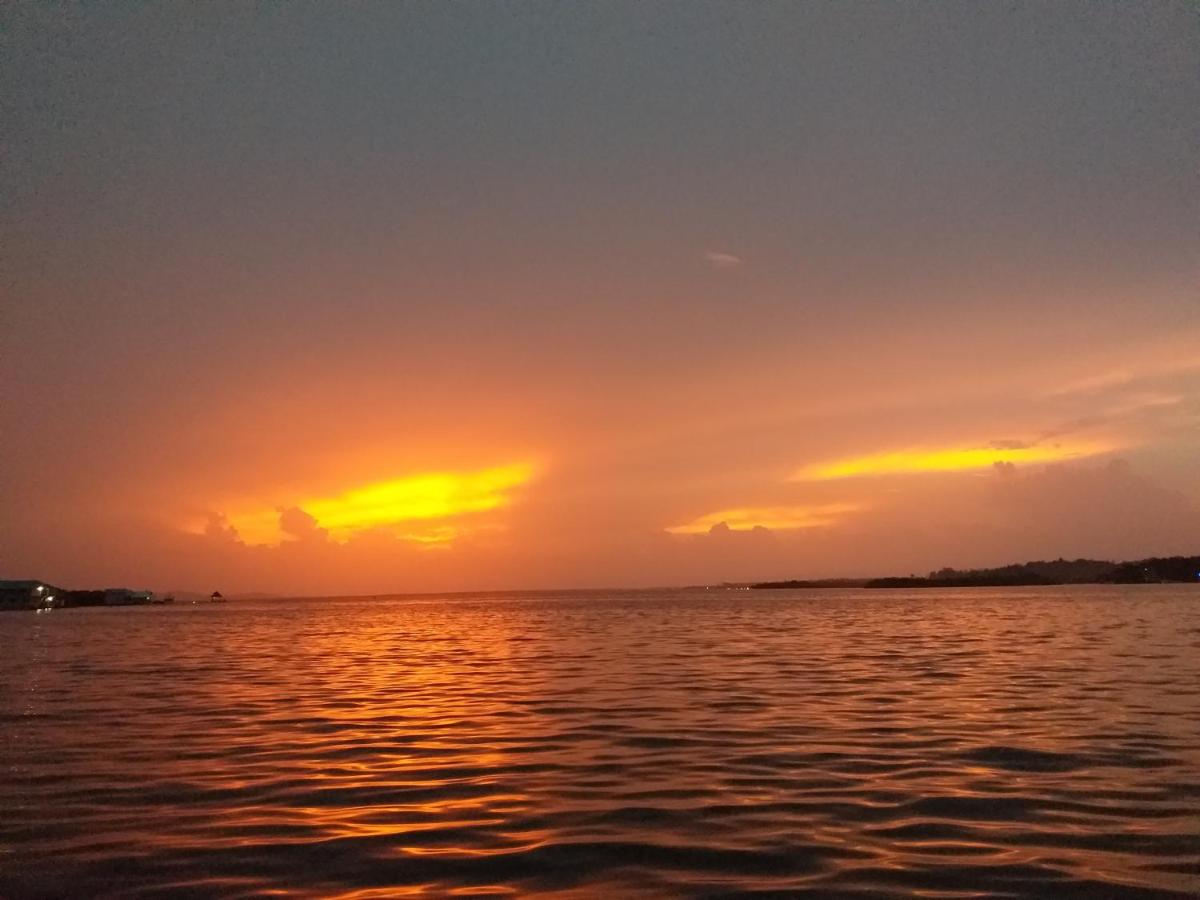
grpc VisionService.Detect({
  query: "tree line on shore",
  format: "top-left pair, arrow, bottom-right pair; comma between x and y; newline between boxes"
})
752,555 -> 1200,590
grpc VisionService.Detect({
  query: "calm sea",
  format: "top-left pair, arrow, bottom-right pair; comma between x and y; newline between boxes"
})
2,586 -> 1198,898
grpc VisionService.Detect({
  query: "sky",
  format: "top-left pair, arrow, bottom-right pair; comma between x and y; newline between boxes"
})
3,2 -> 1198,595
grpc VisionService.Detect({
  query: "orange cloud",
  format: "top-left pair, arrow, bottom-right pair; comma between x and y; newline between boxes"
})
208,462 -> 537,546
667,502 -> 860,535
791,440 -> 1119,481
704,250 -> 744,269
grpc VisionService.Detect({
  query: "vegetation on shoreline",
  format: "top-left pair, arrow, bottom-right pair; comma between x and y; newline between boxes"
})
751,555 -> 1200,590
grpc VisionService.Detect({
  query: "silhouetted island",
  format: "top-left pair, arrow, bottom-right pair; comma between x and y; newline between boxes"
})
746,578 -> 870,589
751,555 -> 1200,590
0,582 -> 229,611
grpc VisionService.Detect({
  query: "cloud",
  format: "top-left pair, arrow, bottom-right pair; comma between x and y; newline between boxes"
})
704,251 -> 743,269
278,506 -> 329,543
667,503 -> 860,534
978,458 -> 1200,560
203,513 -> 241,543
1102,392 -> 1185,417
218,462 -> 537,546
666,458 -> 1200,582
10,451 -> 1197,597
1046,369 -> 1136,397
790,439 -> 1121,481
1045,356 -> 1200,398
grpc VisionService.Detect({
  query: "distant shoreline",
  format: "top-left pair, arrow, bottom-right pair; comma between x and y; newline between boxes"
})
751,554 -> 1200,590
5,554 -> 1197,613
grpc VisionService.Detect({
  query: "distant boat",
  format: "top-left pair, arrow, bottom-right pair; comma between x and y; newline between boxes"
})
210,591 -> 226,603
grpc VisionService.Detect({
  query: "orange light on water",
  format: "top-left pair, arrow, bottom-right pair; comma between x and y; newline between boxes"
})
667,503 -> 861,535
791,440 -> 1118,481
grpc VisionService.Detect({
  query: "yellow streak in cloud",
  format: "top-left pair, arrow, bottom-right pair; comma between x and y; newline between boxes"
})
668,503 -> 861,535
221,462 -> 535,546
791,441 -> 1117,482
306,464 -> 534,534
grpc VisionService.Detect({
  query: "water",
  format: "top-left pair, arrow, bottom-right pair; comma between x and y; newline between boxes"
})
2,586 -> 1198,898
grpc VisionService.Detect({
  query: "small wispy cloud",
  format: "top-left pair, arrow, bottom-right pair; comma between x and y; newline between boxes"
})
667,503 -> 860,535
1046,369 -> 1135,397
1103,392 -> 1185,418
1045,356 -> 1200,398
704,250 -> 743,269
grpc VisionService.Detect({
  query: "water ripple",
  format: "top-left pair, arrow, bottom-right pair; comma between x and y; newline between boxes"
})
1,585 -> 1198,897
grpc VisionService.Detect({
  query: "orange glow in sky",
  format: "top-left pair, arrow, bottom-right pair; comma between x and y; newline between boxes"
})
791,441 -> 1120,482
5,4 -> 1198,595
667,503 -> 861,535
220,462 -> 536,546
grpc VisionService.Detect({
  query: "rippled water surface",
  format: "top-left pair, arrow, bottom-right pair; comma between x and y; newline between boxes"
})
2,586 -> 1199,898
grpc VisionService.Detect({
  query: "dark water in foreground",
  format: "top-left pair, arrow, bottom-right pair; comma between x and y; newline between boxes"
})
2,586 -> 1198,898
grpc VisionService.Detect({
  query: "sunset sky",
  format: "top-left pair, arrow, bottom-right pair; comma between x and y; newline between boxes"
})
3,3 -> 1197,595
